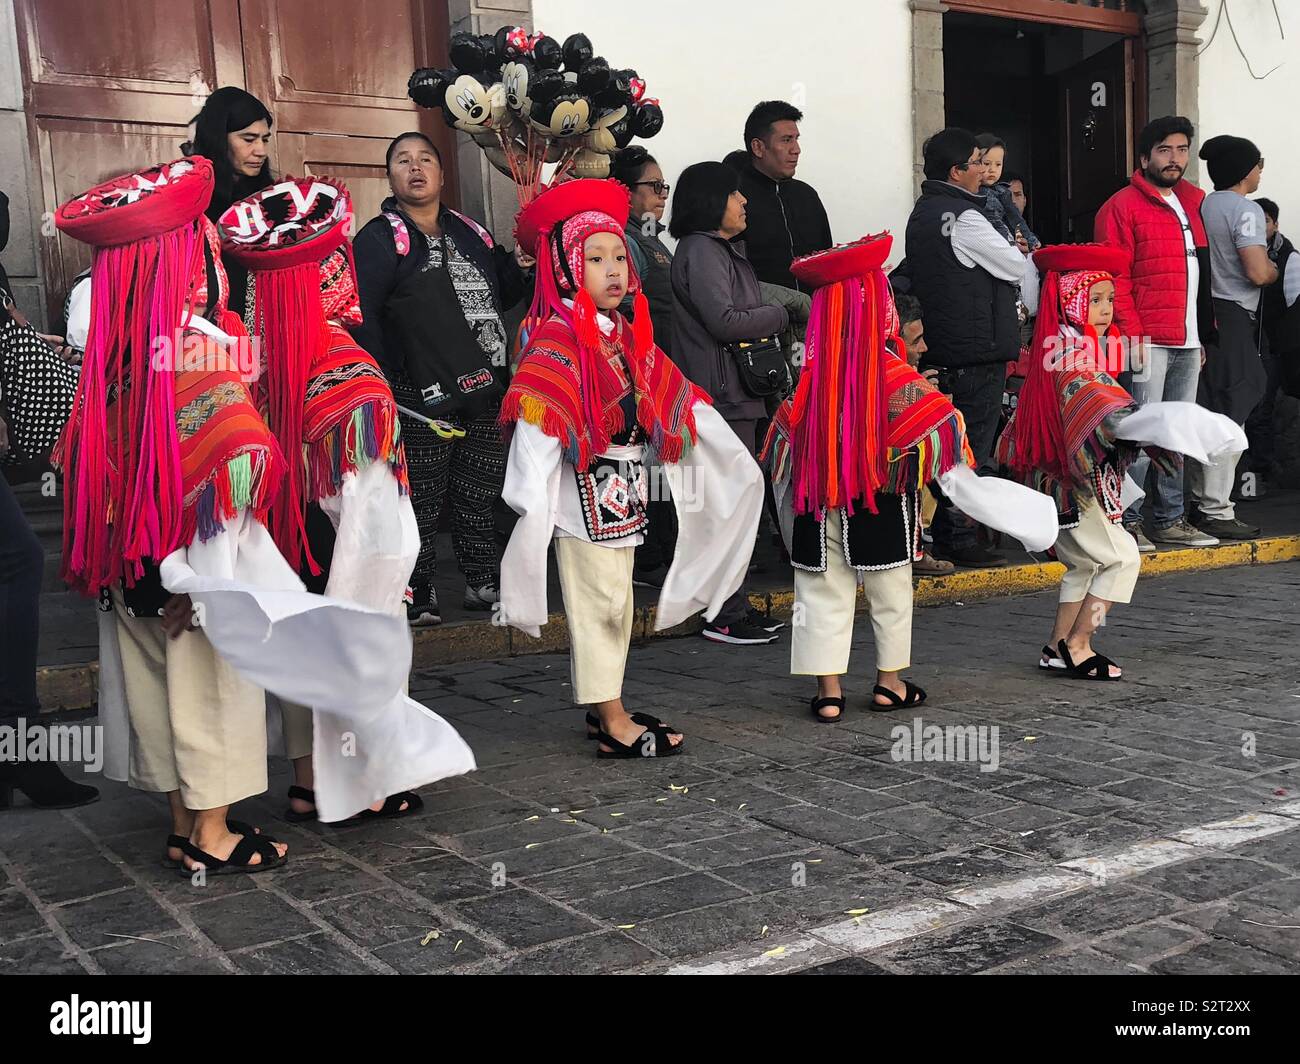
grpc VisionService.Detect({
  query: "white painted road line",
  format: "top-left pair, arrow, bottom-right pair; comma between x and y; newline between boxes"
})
666,933 -> 843,975
1061,838 -> 1204,880
809,899 -> 969,952
1169,811 -> 1298,849
666,798 -> 1300,974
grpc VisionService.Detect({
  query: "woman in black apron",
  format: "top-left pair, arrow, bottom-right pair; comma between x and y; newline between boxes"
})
351,132 -> 533,625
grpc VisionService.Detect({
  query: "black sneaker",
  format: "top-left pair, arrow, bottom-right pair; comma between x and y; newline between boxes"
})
702,619 -> 779,645
1193,517 -> 1260,540
406,586 -> 441,627
931,544 -> 1009,568
632,564 -> 668,589
746,606 -> 785,632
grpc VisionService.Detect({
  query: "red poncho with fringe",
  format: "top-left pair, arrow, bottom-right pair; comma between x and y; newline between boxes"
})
501,312 -> 707,470
764,352 -> 973,499
174,329 -> 285,546
302,322 -> 409,502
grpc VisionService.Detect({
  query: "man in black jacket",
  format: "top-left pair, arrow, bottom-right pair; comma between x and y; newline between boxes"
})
723,101 -> 832,292
905,127 -> 1032,568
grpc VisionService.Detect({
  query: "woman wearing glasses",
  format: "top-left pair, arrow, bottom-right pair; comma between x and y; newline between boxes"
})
613,149 -> 679,588
613,148 -> 675,359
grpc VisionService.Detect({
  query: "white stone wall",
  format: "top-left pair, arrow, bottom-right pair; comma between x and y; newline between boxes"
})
529,0 -> 919,248
1196,0 -> 1295,222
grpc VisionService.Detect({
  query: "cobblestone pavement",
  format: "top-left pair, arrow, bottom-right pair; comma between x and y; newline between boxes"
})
3,564 -> 1298,974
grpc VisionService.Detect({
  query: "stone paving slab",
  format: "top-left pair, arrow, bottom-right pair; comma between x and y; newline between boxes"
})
3,563 -> 1299,974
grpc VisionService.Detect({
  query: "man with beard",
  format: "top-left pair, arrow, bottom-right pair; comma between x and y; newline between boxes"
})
1095,116 -> 1219,552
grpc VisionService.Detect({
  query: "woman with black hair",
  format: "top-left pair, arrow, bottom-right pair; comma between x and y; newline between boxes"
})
190,86 -> 275,318
612,148 -> 678,588
669,161 -> 788,646
350,132 -> 533,625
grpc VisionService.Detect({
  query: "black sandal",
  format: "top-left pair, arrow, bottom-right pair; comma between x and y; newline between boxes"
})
161,820 -> 276,869
1038,644 -> 1068,673
178,834 -> 287,877
285,785 -> 423,823
584,710 -> 675,740
596,724 -> 683,759
1057,639 -> 1122,681
810,696 -> 845,723
352,791 -> 423,821
870,680 -> 927,710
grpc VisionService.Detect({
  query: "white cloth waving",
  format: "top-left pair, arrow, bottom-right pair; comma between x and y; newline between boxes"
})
160,471 -> 475,823
500,401 -> 763,638
1114,401 -> 1247,464
937,465 -> 1059,553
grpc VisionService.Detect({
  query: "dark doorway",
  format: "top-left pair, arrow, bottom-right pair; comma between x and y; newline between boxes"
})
943,11 -> 1141,244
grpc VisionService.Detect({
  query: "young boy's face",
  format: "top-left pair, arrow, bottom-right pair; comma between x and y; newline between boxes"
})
1088,280 -> 1115,329
980,146 -> 1004,187
582,232 -> 629,311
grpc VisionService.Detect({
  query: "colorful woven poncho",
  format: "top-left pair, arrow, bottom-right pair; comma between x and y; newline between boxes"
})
502,179 -> 708,468
996,243 -> 1177,524
53,157 -> 282,593
220,178 -> 406,572
762,234 -> 973,514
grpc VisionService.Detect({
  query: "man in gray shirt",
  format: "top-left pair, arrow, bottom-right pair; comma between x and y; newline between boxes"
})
1192,135 -> 1277,540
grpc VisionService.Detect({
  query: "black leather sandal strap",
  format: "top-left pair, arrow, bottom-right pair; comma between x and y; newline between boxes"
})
287,785 -> 315,804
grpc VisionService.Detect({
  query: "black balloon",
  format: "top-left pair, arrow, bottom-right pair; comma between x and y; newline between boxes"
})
528,67 -> 565,105
493,26 -> 520,62
597,68 -> 633,109
532,34 -> 563,70
632,102 -> 663,139
561,32 -> 593,72
449,32 -> 490,72
408,67 -> 452,109
478,33 -> 502,76
610,114 -> 635,150
577,56 -> 611,95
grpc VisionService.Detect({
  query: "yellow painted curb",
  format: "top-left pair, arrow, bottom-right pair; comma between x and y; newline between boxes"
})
35,534 -> 1300,712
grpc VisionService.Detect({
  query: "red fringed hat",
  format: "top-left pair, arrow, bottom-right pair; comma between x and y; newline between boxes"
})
1009,242 -> 1128,481
791,232 -> 892,288
217,177 -> 351,268
217,177 -> 356,574
786,233 -> 895,517
1032,242 -> 1127,276
55,156 -> 215,247
54,157 -> 218,593
514,178 -> 630,256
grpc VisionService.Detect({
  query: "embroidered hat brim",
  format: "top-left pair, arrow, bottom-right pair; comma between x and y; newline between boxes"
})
514,178 -> 630,255
55,157 -> 215,247
218,177 -> 352,269
791,232 -> 892,288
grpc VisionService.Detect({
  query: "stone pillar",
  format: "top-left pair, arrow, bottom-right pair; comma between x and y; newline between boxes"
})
910,0 -> 947,198
1144,0 -> 1208,182
448,0 -> 533,247
0,0 -> 47,328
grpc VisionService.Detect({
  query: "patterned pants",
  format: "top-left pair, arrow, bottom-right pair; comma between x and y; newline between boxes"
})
395,378 -> 507,590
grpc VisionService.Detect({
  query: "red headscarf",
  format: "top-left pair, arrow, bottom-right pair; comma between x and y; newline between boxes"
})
1009,243 -> 1128,482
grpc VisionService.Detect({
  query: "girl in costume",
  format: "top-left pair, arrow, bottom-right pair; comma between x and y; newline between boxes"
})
55,157 -> 291,873
996,243 -> 1245,680
499,178 -> 765,757
764,234 -> 1058,722
218,176 -> 475,823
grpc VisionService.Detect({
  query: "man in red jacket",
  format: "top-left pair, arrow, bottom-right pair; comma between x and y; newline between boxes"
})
1095,116 -> 1219,552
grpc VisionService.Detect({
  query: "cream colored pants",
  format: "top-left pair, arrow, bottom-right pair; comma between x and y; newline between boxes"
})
1054,497 -> 1141,604
111,590 -> 268,810
554,535 -> 636,704
791,510 -> 914,676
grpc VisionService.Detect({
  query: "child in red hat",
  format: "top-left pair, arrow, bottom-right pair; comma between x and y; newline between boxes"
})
500,178 -> 765,758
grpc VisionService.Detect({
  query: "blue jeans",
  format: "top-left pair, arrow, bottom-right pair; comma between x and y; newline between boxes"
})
1123,344 -> 1200,529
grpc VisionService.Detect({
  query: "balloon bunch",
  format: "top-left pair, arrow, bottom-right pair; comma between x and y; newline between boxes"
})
408,27 -> 663,205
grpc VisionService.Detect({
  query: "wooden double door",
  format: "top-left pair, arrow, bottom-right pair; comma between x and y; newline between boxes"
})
15,0 -> 456,316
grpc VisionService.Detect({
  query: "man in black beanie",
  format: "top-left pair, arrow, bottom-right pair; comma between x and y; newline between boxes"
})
1195,134 -> 1277,539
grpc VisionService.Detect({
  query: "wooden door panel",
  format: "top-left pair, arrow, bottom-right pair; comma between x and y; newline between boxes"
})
15,0 -> 243,121
1061,40 -> 1129,242
38,120 -> 193,297
275,132 -> 398,231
